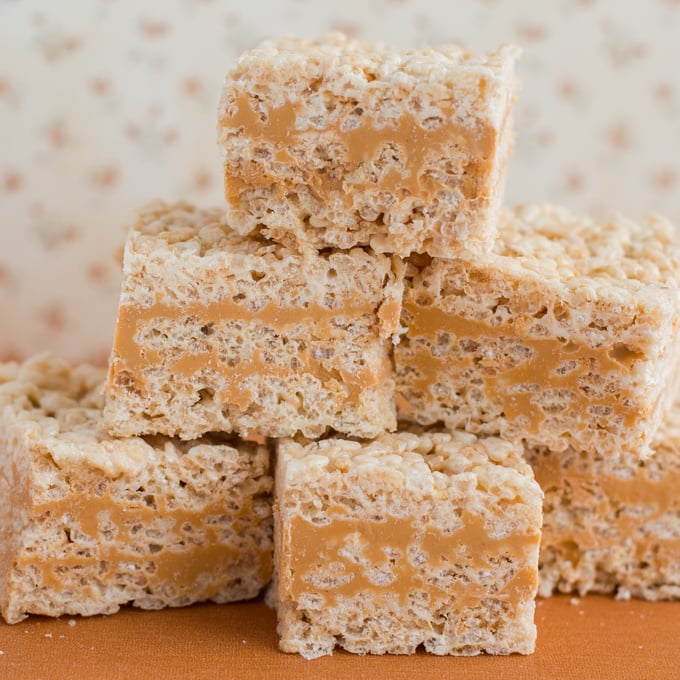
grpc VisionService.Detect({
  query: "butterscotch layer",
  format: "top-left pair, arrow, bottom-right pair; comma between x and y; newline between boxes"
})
402,303 -> 643,435
112,296 -> 391,413
397,208 -> 680,456
222,93 -> 496,208
105,203 -> 401,440
18,493 -> 272,602
529,437 -> 680,599
281,510 -> 539,611
3,450 -> 273,623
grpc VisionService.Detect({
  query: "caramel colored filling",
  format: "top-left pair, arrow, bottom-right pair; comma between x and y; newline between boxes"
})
21,492 -> 272,597
281,510 -> 539,610
1,460 -> 32,590
222,94 -> 496,204
533,452 -> 680,560
111,297 -> 391,410
403,302 -> 642,433
0,471 -> 15,585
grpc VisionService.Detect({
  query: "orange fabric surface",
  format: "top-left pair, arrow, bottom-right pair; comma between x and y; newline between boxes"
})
0,595 -> 678,680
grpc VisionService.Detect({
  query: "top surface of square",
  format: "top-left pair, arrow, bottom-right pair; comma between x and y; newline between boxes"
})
490,203 -> 680,296
0,354 -> 261,476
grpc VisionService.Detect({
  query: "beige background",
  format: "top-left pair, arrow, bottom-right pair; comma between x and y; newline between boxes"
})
2,0 -> 680,363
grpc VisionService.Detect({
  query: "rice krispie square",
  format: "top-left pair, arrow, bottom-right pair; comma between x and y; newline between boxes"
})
218,33 -> 518,257
397,203 -> 680,457
103,201 -> 402,440
528,398 -> 680,601
0,355 -> 273,624
274,430 -> 542,658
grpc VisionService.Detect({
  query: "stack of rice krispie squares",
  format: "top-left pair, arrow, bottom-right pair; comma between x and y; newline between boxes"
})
0,34 -> 541,658
3,31 -> 680,662
209,33 -> 680,654
216,35 -> 543,657
102,35 -> 543,657
396,203 -> 680,601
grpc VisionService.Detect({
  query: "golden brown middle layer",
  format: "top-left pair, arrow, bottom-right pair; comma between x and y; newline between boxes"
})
402,301 -> 643,433
20,492 -> 271,598
112,296 -> 392,410
280,509 -> 539,610
222,94 -> 496,205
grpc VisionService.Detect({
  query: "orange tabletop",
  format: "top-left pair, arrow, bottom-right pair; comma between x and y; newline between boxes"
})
0,595 -> 678,680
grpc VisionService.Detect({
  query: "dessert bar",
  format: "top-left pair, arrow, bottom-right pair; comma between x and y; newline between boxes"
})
397,204 -> 680,457
218,34 -> 518,257
104,201 -> 402,440
0,355 -> 273,623
274,430 -> 542,657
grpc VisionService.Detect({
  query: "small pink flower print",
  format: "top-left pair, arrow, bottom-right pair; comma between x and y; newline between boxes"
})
148,103 -> 164,119
124,122 -> 140,140
40,33 -> 83,61
0,347 -> 23,363
182,76 -> 203,97
517,24 -> 547,43
652,168 -> 677,191
90,76 -> 111,97
45,121 -> 69,149
653,82 -> 674,102
63,36 -> 81,53
87,262 -> 108,283
4,171 -> 22,192
564,170 -> 584,192
602,24 -> 648,67
0,79 -> 9,97
91,166 -> 119,189
588,201 -> 607,219
164,129 -> 179,145
62,224 -> 79,242
33,221 -> 80,250
193,168 -> 213,191
414,15 -> 430,32
557,79 -> 580,101
606,123 -> 631,152
40,305 -> 65,334
224,13 -> 240,30
331,22 -> 360,38
140,19 -> 169,39
536,129 -> 554,148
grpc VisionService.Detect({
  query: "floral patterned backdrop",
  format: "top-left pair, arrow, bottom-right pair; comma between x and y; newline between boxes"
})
2,0 -> 680,363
